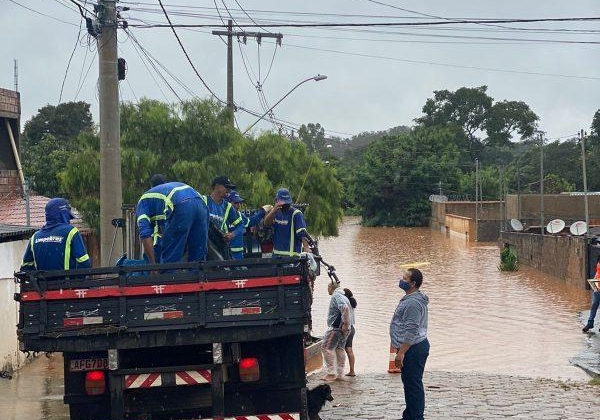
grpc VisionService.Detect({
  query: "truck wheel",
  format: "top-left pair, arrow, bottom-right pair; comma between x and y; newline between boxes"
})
69,403 -> 110,420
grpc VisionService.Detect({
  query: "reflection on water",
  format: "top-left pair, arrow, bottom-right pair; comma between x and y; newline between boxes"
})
312,217 -> 591,381
0,353 -> 68,420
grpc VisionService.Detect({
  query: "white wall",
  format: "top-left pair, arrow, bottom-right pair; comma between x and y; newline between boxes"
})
0,239 -> 28,372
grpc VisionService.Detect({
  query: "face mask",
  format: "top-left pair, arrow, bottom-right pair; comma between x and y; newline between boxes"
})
282,204 -> 291,211
398,280 -> 412,291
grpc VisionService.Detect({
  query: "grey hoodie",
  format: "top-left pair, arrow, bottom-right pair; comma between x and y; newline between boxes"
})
389,291 -> 429,348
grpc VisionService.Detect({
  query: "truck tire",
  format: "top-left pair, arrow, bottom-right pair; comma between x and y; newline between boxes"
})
69,403 -> 110,420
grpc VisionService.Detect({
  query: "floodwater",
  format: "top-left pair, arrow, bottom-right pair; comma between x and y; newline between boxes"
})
0,216 -> 593,419
311,216 -> 591,381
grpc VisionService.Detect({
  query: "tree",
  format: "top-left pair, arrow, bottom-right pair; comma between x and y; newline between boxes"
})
298,123 -> 326,155
354,127 -> 462,226
484,100 -> 538,147
21,102 -> 94,197
61,98 -> 343,237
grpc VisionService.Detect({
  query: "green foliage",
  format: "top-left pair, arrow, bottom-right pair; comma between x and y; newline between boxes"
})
499,245 -> 519,271
21,102 -> 94,197
484,100 -> 538,147
298,123 -> 326,156
354,126 -> 461,226
60,98 -> 342,237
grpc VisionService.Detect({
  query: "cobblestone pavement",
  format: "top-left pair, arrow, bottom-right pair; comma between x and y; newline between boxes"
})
308,370 -> 600,420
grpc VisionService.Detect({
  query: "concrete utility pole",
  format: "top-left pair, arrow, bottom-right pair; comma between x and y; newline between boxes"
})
226,20 -> 233,124
97,0 -> 123,264
580,129 -> 590,235
539,133 -> 545,234
212,25 -> 283,126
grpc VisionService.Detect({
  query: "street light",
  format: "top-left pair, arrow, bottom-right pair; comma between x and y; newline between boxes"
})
242,74 -> 328,135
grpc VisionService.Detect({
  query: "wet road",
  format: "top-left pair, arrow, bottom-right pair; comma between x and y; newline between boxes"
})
0,216 -> 594,419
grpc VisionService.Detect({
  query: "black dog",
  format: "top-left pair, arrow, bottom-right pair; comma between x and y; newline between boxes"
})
307,383 -> 334,420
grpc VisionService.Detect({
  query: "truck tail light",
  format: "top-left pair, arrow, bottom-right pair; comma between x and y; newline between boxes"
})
85,370 -> 106,395
238,357 -> 260,382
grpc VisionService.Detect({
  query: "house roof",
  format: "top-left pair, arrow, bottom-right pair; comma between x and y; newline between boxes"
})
0,224 -> 35,242
0,194 -> 89,232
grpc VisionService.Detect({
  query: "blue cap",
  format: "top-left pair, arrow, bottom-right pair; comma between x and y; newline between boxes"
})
226,190 -> 244,203
46,198 -> 75,220
275,188 -> 292,204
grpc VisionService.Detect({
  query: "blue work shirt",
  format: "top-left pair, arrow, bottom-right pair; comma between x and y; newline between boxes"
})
272,207 -> 308,257
207,196 -> 244,235
136,182 -> 201,239
390,291 -> 429,348
229,209 -> 265,258
21,217 -> 90,271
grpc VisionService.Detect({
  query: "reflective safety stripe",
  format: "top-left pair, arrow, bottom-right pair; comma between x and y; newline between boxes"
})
152,225 -> 162,245
200,195 -> 208,205
76,254 -> 90,263
273,249 -> 301,257
289,209 -> 301,255
27,233 -> 37,269
165,185 -> 193,212
296,227 -> 307,234
64,227 -> 79,270
137,214 -> 151,223
221,202 -> 232,232
21,261 -> 35,267
230,246 -> 244,252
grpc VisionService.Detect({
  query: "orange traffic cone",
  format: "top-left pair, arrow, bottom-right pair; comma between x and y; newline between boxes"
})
388,345 -> 401,373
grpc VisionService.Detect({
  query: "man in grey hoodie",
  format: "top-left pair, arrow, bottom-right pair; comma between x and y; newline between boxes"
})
389,268 -> 429,420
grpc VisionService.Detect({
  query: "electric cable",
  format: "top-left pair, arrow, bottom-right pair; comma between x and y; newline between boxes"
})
156,0 -> 226,104
7,0 -> 80,26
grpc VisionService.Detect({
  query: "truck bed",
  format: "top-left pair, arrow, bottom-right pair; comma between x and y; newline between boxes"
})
15,257 -> 312,353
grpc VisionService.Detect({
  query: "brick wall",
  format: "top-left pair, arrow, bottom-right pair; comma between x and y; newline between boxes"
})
0,169 -> 21,195
0,89 -> 20,119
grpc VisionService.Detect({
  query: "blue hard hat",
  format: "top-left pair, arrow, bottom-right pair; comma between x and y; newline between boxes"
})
275,188 -> 292,204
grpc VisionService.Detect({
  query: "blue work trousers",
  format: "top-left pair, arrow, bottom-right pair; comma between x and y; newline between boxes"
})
161,197 -> 208,263
400,338 -> 430,420
586,290 -> 600,326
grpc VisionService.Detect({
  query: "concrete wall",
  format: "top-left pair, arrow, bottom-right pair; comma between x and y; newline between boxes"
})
500,231 -> 587,289
0,239 -> 27,373
431,201 -> 503,241
506,194 -> 600,225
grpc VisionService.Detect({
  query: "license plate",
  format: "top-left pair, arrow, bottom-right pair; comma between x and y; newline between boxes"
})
69,358 -> 108,372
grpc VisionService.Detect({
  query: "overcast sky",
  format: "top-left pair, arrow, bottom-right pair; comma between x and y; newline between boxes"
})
2,0 -> 599,140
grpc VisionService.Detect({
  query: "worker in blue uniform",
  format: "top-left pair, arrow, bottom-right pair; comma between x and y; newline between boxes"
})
136,181 -> 208,263
263,188 -> 311,257
20,198 -> 91,271
206,176 -> 244,257
148,173 -> 167,263
225,190 -> 267,259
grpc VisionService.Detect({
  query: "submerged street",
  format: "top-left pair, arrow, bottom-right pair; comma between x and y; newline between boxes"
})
1,216 -> 598,419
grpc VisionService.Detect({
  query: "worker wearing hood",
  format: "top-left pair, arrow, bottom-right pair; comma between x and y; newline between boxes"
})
20,198 -> 91,271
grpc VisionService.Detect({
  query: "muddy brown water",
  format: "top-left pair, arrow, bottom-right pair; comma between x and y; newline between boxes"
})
0,216 -> 592,419
312,217 -> 591,381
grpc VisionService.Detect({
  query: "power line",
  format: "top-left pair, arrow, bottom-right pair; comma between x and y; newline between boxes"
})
129,16 -> 600,29
280,42 -> 600,81
59,18 -> 85,103
156,0 -> 226,104
7,0 -> 80,26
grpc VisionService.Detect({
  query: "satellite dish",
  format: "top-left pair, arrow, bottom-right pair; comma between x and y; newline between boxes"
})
569,221 -> 588,236
510,219 -> 523,232
546,219 -> 565,234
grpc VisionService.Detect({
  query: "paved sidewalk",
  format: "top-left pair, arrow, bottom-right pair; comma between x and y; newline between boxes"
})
308,370 -> 600,420
571,311 -> 600,377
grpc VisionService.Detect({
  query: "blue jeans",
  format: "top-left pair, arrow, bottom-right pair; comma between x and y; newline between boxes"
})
587,290 -> 600,326
401,338 -> 430,420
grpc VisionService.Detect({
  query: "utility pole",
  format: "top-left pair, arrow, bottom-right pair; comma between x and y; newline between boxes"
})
226,20 -> 233,125
212,25 -> 283,127
97,0 -> 123,264
580,129 -> 590,235
539,133 -> 545,234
